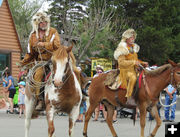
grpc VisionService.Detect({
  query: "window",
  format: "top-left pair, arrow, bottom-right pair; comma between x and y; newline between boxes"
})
0,53 -> 10,83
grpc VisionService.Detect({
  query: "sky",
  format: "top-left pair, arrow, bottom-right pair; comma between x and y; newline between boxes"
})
0,0 -> 3,7
27,0 -> 51,12
39,1 -> 52,12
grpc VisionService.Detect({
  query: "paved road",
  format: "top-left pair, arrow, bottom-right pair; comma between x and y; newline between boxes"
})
0,97 -> 179,137
0,109 -> 180,137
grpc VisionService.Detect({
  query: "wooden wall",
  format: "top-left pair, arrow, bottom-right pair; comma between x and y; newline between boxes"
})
0,0 -> 22,79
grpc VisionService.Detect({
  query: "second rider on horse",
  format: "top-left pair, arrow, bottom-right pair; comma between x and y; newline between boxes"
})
114,29 -> 148,106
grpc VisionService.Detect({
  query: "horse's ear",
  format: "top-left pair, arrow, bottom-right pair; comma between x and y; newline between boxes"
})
168,59 -> 177,67
66,45 -> 73,53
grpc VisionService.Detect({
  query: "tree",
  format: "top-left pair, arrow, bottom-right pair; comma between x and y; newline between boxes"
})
47,0 -> 87,35
48,0 -> 116,63
137,0 -> 180,65
8,0 -> 44,55
117,0 -> 180,65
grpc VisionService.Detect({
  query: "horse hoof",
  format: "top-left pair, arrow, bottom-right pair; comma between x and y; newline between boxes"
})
83,132 -> 88,137
147,134 -> 154,137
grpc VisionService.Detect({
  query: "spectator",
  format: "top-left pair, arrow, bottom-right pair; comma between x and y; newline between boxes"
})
76,101 -> 86,122
18,81 -> 26,118
163,84 -> 177,122
5,70 -> 16,114
1,67 -> 8,102
18,68 -> 28,82
101,106 -> 117,123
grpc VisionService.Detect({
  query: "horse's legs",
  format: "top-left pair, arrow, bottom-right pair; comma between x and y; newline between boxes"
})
149,106 -> 162,137
139,104 -> 147,137
105,103 -> 118,137
69,104 -> 80,137
46,103 -> 55,137
25,95 -> 35,137
83,103 -> 98,137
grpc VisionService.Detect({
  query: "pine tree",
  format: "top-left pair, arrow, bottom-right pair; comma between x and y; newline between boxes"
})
47,0 -> 87,34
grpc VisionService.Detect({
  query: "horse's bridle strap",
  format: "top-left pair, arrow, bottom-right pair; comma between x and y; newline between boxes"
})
170,69 -> 175,86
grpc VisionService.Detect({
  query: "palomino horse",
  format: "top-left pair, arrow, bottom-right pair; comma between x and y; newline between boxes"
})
83,60 -> 180,137
25,45 -> 82,137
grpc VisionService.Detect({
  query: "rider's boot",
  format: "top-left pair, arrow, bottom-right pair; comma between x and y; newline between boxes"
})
35,100 -> 44,111
35,92 -> 44,111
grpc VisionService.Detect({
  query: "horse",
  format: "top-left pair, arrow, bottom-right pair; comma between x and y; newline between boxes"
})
83,60 -> 180,137
25,45 -> 82,137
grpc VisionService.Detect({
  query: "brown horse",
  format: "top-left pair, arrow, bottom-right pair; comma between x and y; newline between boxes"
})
83,60 -> 180,137
25,45 -> 82,137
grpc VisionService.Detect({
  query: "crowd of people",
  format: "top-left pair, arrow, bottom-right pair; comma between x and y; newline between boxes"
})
1,67 -> 27,118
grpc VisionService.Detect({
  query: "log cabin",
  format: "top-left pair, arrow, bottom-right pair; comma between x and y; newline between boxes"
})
0,0 -> 22,83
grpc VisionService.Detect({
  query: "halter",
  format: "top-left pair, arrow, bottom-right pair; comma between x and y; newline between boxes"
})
159,67 -> 177,108
170,68 -> 176,87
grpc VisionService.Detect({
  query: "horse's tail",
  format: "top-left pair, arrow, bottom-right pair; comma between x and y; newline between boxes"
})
80,73 -> 92,90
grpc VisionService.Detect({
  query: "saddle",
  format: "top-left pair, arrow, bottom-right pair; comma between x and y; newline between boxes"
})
104,69 -> 143,91
104,69 -> 121,90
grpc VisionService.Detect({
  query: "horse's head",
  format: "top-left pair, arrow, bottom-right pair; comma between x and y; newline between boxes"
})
168,60 -> 180,88
51,45 -> 73,88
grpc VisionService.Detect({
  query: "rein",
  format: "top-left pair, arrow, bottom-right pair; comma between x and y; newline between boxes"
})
170,68 -> 177,87
25,45 -> 53,96
138,64 -> 159,102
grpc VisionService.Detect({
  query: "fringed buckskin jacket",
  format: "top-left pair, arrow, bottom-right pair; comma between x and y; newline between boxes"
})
114,41 -> 142,89
21,27 -> 61,66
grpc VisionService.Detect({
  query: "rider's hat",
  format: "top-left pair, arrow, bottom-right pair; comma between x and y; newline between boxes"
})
121,28 -> 137,42
31,12 -> 50,38
96,65 -> 104,71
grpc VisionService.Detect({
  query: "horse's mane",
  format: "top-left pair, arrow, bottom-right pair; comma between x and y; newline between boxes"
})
144,64 -> 172,76
54,46 -> 68,60
53,46 -> 77,68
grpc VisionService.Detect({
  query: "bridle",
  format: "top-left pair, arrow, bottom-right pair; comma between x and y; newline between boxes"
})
160,67 -> 178,108
169,67 -> 179,89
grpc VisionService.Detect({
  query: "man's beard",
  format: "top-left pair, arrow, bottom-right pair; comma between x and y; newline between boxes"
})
39,26 -> 48,31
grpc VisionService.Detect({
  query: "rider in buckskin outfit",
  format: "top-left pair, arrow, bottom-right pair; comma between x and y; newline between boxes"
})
21,12 -> 87,111
21,12 -> 62,110
114,29 -> 148,106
